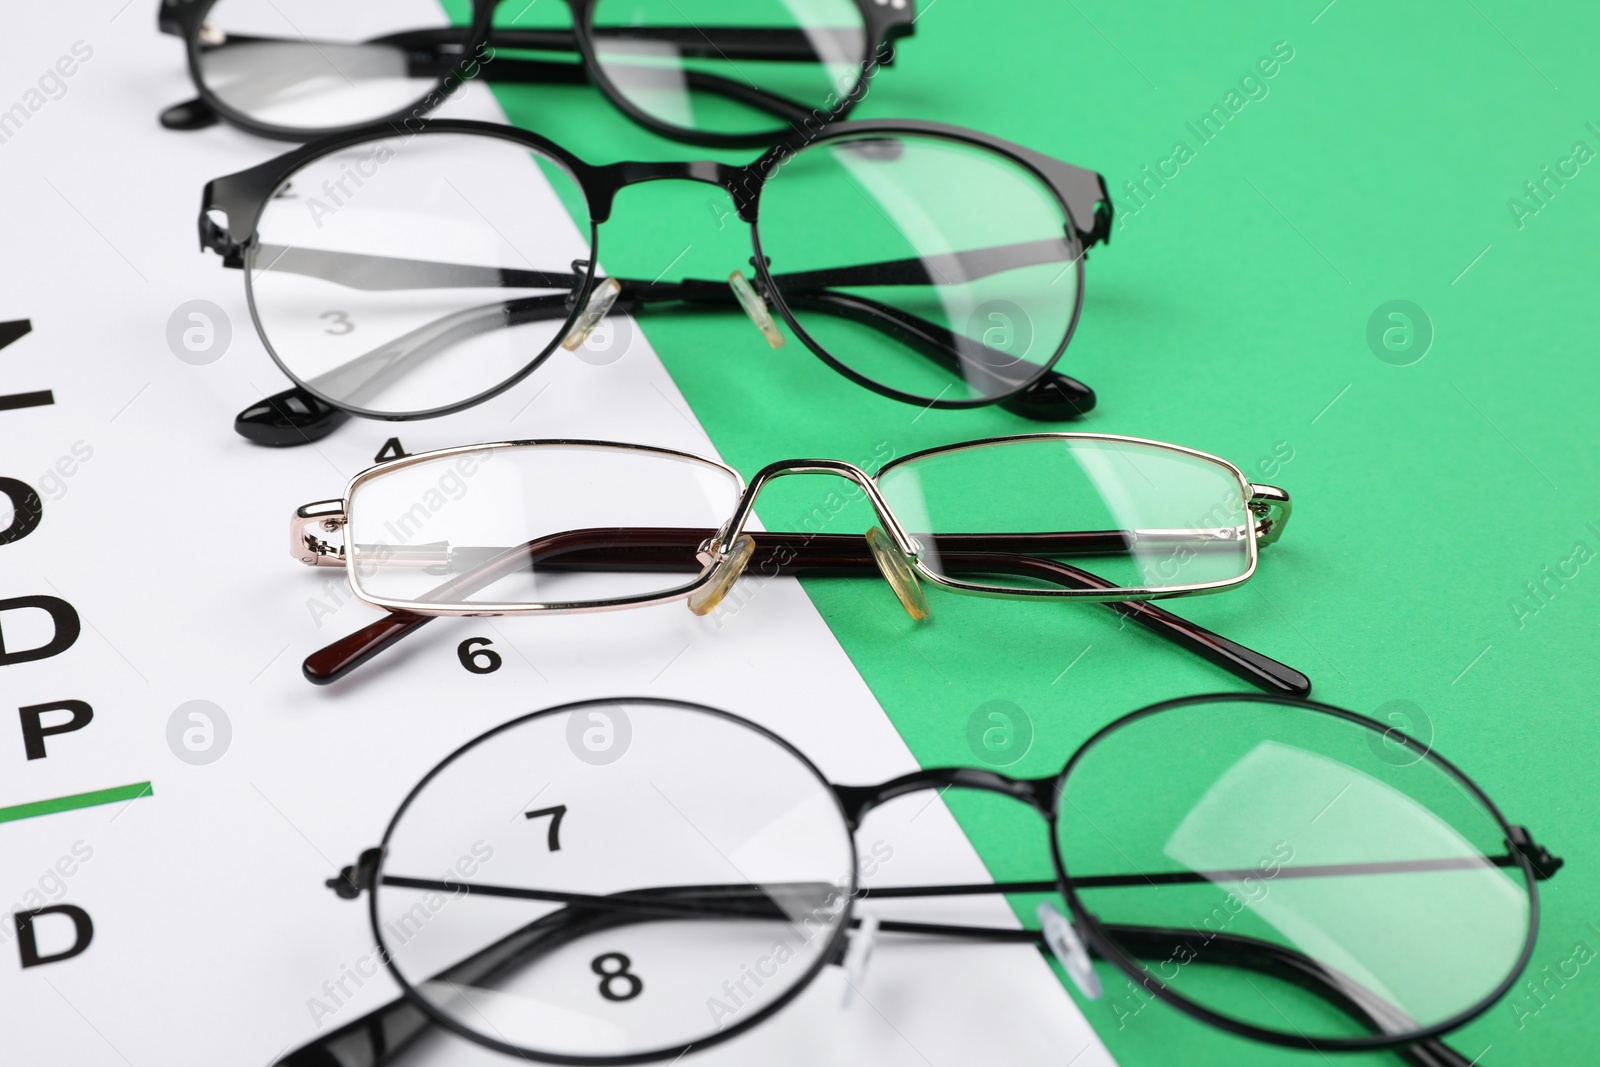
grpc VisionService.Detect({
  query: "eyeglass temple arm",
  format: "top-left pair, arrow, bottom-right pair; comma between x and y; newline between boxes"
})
162,22 -> 886,133
1097,924 -> 1474,1067
227,240 -> 1098,445
238,238 -> 1078,301
404,31 -> 832,127
301,530 -> 1306,693
280,848 -> 1558,1067
271,888 -> 657,1067
390,25 -> 895,65
849,918 -> 1471,1067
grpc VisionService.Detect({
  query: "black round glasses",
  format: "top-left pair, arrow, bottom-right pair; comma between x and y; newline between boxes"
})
158,0 -> 917,146
198,118 -> 1113,445
275,693 -> 1561,1066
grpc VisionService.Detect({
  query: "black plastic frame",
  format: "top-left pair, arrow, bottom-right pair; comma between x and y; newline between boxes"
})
287,693 -> 1558,1067
158,0 -> 915,147
200,118 -> 1113,439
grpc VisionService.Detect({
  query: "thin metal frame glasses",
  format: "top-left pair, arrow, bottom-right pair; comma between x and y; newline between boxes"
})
288,433 -> 1299,689
275,693 -> 1562,1066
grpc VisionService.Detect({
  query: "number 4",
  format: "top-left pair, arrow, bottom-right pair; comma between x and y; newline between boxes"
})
525,804 -> 567,851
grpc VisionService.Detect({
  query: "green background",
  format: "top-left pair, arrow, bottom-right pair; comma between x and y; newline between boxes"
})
461,1 -> 1600,1062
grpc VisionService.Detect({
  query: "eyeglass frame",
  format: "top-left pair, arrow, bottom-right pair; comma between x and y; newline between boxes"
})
298,692 -> 1561,1067
292,432 -> 1291,617
200,117 -> 1113,445
157,0 -> 918,147
289,433 -> 1300,691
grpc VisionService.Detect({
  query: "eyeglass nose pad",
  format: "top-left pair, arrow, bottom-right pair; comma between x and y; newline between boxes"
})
686,534 -> 757,616
866,527 -> 929,621
1037,901 -> 1102,1001
728,270 -> 786,349
560,277 -> 622,351
840,914 -> 880,1008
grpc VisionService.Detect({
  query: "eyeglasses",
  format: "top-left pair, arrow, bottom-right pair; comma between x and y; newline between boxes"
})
199,119 -> 1112,446
273,693 -> 1561,1065
289,433 -> 1300,688
158,0 -> 916,146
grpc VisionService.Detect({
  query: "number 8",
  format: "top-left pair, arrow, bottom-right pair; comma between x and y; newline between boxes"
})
591,952 -> 642,1001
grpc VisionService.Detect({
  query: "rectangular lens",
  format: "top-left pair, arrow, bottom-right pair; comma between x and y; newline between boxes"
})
344,444 -> 741,610
875,436 -> 1254,595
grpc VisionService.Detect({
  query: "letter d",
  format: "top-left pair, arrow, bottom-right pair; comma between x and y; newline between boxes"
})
15,905 -> 94,967
0,595 -> 80,666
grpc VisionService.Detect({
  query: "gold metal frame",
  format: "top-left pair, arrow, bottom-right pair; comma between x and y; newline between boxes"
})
290,434 -> 1292,618
874,432 -> 1266,602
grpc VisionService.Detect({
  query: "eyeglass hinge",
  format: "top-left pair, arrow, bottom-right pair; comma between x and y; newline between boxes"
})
327,847 -> 385,900
1506,825 -> 1563,881
199,213 -> 244,268
293,500 -> 347,567
1248,484 -> 1292,547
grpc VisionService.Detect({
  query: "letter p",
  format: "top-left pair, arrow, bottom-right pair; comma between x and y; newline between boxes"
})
19,700 -> 93,760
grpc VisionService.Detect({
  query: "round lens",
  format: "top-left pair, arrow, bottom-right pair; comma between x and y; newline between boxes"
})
345,444 -> 742,609
374,699 -> 855,1062
757,132 -> 1082,405
876,436 -> 1253,593
197,0 -> 459,131
247,131 -> 593,417
1054,696 -> 1533,1045
589,0 -> 867,138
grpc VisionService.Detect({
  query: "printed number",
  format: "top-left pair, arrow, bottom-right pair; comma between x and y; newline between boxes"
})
524,804 -> 567,851
457,637 -> 502,674
373,437 -> 408,463
592,953 -> 642,1001
321,310 -> 355,335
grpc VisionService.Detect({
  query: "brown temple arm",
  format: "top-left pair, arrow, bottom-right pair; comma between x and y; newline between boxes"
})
303,531 -> 1308,695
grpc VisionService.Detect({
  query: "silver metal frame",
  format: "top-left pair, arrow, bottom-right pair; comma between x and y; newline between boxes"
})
291,434 -> 1292,618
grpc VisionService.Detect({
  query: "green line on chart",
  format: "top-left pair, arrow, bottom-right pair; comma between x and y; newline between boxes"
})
0,781 -> 154,824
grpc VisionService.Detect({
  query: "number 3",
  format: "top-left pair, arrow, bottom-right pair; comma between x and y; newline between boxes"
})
321,310 -> 354,335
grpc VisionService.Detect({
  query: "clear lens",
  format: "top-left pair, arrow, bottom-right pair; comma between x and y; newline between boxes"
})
247,132 -> 593,417
758,133 -> 1081,404
590,0 -> 867,137
198,0 -> 455,130
876,437 -> 1252,594
345,444 -> 742,608
1055,697 -> 1532,1043
375,700 -> 854,1061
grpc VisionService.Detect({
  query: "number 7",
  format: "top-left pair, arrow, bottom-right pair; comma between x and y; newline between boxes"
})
524,804 -> 567,851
